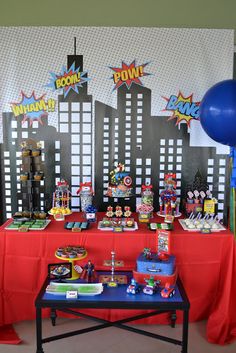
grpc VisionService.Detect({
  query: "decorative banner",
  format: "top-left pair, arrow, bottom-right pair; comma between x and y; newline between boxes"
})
110,60 -> 151,91
162,91 -> 200,127
46,62 -> 90,97
10,91 -> 56,125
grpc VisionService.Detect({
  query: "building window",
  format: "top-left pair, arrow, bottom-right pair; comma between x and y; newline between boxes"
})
83,166 -> 91,175
60,124 -> 69,133
22,121 -> 28,128
71,113 -> 80,123
55,141 -> 60,149
11,121 -> 17,128
55,165 -> 60,173
71,135 -> 80,143
22,132 -> 28,138
83,145 -> 92,154
83,113 -> 92,123
83,135 -> 91,144
83,156 -> 92,165
71,166 -> 80,175
71,102 -> 80,111
83,124 -> 91,133
59,113 -> 69,122
72,124 -> 80,133
83,102 -> 91,112
59,102 -> 69,111
32,121 -> 39,128
71,145 -> 80,154
72,155 -> 80,165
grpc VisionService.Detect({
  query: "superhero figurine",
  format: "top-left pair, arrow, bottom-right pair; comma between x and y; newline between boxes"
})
80,260 -> 96,282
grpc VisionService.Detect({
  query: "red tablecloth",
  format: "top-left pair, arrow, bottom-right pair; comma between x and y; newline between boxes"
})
0,213 -> 236,344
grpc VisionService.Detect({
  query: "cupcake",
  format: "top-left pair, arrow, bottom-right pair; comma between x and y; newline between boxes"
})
32,148 -> 41,157
77,248 -> 86,257
34,172 -> 43,181
38,212 -> 47,219
68,252 -> 77,258
22,210 -> 31,218
14,212 -> 23,218
22,149 -> 31,157
20,173 -> 28,181
33,211 -> 40,219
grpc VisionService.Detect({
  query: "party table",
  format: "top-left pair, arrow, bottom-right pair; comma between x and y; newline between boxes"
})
0,213 -> 236,344
35,275 -> 190,353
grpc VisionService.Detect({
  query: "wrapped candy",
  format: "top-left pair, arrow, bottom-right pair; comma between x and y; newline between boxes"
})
136,204 -> 154,222
141,184 -> 154,207
136,204 -> 154,214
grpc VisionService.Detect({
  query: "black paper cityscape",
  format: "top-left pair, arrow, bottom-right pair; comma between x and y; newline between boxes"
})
0,50 -> 230,224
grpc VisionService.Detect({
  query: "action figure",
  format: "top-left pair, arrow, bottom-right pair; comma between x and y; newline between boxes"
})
80,260 -> 96,282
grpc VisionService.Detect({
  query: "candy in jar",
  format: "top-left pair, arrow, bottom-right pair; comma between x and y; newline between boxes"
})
141,184 -> 154,207
76,182 -> 94,212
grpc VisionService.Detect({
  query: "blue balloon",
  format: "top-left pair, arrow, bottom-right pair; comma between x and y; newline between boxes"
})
199,79 -> 236,147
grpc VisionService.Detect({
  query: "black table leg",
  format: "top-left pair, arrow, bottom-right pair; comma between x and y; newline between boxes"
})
182,309 -> 189,353
50,308 -> 57,326
36,307 -> 44,353
170,310 -> 177,328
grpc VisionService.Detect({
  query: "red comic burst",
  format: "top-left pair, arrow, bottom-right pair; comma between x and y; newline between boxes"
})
110,60 -> 150,91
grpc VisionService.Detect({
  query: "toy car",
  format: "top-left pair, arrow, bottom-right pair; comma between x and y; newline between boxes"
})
143,277 -> 160,295
126,279 -> 141,294
160,282 -> 176,298
158,252 -> 170,261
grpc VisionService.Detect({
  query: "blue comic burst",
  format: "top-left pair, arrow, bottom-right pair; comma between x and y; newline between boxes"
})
46,62 -> 90,98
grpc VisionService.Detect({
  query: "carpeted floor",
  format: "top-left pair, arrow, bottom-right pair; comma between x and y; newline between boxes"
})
0,319 -> 236,353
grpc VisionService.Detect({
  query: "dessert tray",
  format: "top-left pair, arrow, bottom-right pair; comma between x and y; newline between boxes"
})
157,212 -> 182,218
179,219 -> 226,232
48,209 -> 72,216
46,282 -> 103,296
55,246 -> 87,260
98,220 -> 138,231
5,219 -> 51,230
64,222 -> 89,231
148,222 -> 173,231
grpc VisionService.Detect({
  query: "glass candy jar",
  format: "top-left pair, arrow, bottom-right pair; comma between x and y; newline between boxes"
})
77,182 -> 94,212
141,184 -> 154,216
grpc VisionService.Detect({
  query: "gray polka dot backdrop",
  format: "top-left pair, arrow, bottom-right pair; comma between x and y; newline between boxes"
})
0,27 -> 233,142
0,27 -> 234,222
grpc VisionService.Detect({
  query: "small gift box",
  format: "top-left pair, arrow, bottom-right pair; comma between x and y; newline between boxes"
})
138,212 -> 151,223
84,205 -> 97,222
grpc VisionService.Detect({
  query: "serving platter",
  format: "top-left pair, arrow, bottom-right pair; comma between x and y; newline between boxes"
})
97,221 -> 138,231
46,282 -> 103,296
178,219 -> 226,232
5,219 -> 51,231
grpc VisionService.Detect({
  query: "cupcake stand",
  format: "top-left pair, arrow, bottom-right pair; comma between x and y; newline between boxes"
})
55,251 -> 87,280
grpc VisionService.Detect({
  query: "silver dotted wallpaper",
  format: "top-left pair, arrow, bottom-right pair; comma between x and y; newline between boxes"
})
0,27 -> 234,222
